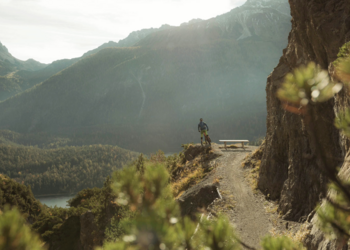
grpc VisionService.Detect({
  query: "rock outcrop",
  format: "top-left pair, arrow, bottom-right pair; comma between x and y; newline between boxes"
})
258,0 -> 350,221
303,151 -> 350,250
178,184 -> 220,220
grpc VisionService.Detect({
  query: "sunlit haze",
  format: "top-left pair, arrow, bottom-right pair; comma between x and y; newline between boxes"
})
0,0 -> 247,63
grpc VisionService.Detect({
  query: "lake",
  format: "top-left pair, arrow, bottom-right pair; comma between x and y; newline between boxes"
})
35,154 -> 180,208
36,195 -> 75,208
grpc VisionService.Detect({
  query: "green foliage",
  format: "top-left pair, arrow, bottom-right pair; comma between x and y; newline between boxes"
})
200,216 -> 240,250
335,45 -> 350,83
336,42 -> 350,59
277,62 -> 342,106
135,154 -> 145,175
335,108 -> 350,137
0,144 -> 137,195
104,206 -> 135,242
0,150 -> 309,249
181,143 -> 194,151
316,182 -> 350,242
32,206 -> 84,242
261,235 -> 305,250
32,177 -> 127,246
0,174 -> 42,219
97,162 -> 240,250
0,206 -> 45,250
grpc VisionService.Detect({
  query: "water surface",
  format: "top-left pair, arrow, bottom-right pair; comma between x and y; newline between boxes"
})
36,195 -> 75,208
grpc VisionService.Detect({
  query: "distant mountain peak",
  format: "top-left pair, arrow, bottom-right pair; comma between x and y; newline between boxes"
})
242,0 -> 290,16
245,0 -> 287,4
0,41 -> 46,72
0,42 -> 16,64
180,18 -> 203,26
0,42 -> 9,53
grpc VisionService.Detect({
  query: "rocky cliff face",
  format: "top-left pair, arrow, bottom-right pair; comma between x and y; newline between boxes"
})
258,0 -> 350,222
140,0 -> 290,50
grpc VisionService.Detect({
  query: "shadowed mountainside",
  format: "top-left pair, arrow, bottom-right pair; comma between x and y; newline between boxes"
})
0,26 -> 173,102
0,0 -> 291,153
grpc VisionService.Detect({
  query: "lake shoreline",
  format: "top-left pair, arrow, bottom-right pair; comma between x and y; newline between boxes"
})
36,195 -> 76,208
34,193 -> 76,198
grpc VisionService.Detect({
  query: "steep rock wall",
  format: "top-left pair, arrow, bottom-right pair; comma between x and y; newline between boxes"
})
258,0 -> 350,221
303,152 -> 350,250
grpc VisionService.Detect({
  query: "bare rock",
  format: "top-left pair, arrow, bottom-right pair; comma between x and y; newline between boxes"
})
259,0 -> 350,221
177,184 -> 220,219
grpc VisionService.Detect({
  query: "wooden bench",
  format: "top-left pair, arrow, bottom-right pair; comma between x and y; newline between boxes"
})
219,140 -> 249,150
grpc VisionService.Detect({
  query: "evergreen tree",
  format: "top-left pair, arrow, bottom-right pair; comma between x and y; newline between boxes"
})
0,206 -> 45,250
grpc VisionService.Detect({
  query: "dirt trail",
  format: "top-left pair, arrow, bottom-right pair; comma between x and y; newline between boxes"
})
209,144 -> 273,248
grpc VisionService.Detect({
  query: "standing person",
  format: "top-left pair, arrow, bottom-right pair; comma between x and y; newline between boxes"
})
198,118 -> 209,145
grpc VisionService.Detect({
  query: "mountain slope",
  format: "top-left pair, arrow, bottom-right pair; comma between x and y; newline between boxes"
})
0,26 -> 173,102
0,42 -> 47,74
82,25 -> 172,58
0,0 -> 291,153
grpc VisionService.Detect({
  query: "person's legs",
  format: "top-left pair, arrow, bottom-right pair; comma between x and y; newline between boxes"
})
200,130 -> 205,144
201,130 -> 207,144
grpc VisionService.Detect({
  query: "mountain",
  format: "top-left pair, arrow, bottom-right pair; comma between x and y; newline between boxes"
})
82,25 -> 173,58
0,57 -> 80,101
0,42 -> 47,74
0,41 -> 80,101
0,26 -> 174,102
0,0 -> 291,153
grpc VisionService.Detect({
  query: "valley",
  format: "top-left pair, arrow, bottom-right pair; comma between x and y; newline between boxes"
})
2,0 -> 350,249
0,0 -> 291,153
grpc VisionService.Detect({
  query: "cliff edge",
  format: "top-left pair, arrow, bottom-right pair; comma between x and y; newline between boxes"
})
259,0 -> 350,222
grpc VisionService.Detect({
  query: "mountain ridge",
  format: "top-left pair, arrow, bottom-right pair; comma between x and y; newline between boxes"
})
0,1 -> 291,153
0,42 -> 47,73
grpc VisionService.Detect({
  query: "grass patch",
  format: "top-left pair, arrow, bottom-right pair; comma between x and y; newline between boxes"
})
242,141 -> 264,193
212,177 -> 220,185
169,144 -> 220,198
269,223 -> 310,246
172,167 -> 204,198
207,191 -> 236,214
244,163 -> 261,193
265,202 -> 279,214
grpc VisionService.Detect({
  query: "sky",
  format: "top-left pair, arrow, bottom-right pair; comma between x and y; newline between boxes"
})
0,0 -> 247,64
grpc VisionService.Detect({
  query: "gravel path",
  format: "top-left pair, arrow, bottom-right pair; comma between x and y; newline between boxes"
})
210,144 -> 273,249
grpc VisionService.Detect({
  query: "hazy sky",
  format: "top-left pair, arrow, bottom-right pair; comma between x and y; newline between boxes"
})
0,0 -> 247,64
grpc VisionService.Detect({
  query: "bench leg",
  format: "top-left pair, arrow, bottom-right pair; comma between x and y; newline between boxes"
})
224,142 -> 227,150
242,142 -> 245,149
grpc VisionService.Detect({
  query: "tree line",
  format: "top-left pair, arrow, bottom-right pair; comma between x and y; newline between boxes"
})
0,144 -> 138,195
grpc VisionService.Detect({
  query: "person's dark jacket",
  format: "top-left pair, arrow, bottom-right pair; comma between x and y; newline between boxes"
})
198,121 -> 209,131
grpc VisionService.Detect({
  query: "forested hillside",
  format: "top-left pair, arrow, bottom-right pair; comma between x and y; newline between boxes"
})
0,144 -> 138,195
0,0 -> 291,153
0,25 -> 171,102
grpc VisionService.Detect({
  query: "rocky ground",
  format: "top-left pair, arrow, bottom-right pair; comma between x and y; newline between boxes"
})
179,143 -> 302,249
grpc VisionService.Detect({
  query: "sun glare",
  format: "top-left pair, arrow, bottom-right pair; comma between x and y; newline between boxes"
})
0,0 -> 246,63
